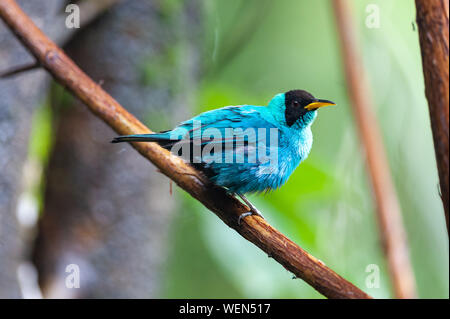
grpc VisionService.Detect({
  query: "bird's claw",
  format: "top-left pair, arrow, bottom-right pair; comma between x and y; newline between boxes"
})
235,192 -> 265,225
238,212 -> 253,225
237,206 -> 264,225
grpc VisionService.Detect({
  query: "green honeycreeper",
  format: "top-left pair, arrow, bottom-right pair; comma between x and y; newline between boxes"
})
112,90 -> 335,223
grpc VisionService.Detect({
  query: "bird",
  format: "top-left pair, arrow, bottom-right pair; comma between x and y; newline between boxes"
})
112,90 -> 335,223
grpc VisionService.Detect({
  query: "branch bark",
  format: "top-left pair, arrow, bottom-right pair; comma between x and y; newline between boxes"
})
332,0 -> 417,298
415,0 -> 449,234
0,0 -> 371,299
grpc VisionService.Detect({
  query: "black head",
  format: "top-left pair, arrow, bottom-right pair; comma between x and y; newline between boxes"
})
284,90 -> 335,127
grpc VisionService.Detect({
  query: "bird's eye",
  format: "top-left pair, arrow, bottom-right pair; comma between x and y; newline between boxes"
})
293,101 -> 300,107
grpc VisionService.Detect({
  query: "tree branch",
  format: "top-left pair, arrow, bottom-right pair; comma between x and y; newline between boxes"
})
332,0 -> 417,298
415,0 -> 449,234
0,0 -> 371,299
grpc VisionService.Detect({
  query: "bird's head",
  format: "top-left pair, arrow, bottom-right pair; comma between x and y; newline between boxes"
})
268,90 -> 335,128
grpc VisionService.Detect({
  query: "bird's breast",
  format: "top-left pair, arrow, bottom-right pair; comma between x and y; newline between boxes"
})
297,127 -> 313,160
280,126 -> 313,163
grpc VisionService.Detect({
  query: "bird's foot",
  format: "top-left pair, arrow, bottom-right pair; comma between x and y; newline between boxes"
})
238,212 -> 253,225
236,193 -> 265,225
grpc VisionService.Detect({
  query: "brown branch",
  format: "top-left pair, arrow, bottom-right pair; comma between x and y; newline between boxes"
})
332,0 -> 417,298
415,0 -> 449,234
0,0 -> 371,299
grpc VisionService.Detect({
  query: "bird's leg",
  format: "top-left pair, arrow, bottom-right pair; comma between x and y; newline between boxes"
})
235,193 -> 265,225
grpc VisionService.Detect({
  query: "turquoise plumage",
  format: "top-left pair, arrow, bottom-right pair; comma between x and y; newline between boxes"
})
112,90 -> 335,220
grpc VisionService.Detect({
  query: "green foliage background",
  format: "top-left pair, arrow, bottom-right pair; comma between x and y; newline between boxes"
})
161,0 -> 449,298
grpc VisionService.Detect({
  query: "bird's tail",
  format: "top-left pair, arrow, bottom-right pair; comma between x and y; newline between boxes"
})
111,133 -> 175,144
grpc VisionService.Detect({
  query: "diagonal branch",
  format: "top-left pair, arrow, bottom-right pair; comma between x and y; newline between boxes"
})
332,0 -> 417,298
415,0 -> 449,235
0,0 -> 371,299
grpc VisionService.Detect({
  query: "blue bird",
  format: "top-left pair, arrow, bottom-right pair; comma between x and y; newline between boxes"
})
112,90 -> 335,223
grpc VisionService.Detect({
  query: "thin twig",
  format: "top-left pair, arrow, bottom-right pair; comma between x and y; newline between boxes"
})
332,0 -> 417,299
415,0 -> 449,234
0,61 -> 40,78
0,0 -> 371,299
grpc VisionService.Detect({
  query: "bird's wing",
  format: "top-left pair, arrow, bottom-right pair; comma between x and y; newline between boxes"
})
165,105 -> 280,167
171,105 -> 277,141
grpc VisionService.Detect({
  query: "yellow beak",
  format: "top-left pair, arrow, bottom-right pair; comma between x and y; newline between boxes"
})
305,99 -> 336,111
